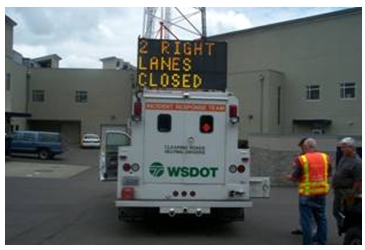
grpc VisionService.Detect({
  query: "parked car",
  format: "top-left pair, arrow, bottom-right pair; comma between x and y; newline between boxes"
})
10,131 -> 64,160
81,133 -> 101,148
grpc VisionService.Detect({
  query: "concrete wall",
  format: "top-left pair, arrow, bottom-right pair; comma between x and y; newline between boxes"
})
28,68 -> 134,137
216,9 -> 362,137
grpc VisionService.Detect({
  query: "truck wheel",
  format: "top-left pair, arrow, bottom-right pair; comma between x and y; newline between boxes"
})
344,227 -> 362,245
38,149 -> 50,160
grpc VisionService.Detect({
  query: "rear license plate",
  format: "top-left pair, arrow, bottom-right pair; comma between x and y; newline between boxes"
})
122,176 -> 139,186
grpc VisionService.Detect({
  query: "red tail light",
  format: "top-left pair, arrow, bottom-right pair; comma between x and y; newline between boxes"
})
133,100 -> 142,121
237,165 -> 246,173
123,163 -> 131,172
229,105 -> 238,118
121,187 -> 134,200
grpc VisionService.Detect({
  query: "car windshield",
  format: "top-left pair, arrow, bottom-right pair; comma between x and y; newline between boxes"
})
84,134 -> 99,139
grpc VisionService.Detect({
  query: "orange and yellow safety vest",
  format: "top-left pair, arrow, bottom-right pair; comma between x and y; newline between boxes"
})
298,152 -> 330,196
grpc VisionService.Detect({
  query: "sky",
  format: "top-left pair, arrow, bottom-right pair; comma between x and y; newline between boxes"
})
5,7 -> 348,69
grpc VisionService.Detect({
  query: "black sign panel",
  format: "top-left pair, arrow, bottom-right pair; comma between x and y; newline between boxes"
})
137,38 -> 227,91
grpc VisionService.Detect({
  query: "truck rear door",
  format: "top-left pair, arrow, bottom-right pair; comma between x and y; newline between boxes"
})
99,131 -> 131,181
143,99 -> 226,185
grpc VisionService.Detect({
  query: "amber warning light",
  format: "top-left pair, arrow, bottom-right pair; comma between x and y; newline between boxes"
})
137,38 -> 227,91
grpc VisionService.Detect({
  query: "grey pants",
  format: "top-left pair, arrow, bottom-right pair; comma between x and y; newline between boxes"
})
332,188 -> 352,230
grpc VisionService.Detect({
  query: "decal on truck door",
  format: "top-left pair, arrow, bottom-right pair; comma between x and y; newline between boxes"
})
145,102 -> 226,112
149,162 -> 165,177
149,162 -> 219,178
164,145 -> 205,155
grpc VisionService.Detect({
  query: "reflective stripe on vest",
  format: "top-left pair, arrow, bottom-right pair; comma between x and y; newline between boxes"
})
298,152 -> 330,196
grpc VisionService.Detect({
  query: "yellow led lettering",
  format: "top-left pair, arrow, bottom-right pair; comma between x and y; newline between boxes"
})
149,56 -> 159,70
182,74 -> 191,88
171,57 -> 180,71
137,72 -> 147,87
138,56 -> 147,70
161,41 -> 170,55
205,42 -> 215,56
149,73 -> 158,88
161,57 -> 171,71
139,39 -> 148,54
183,42 -> 192,56
194,42 -> 203,56
182,58 -> 191,72
174,41 -> 181,56
160,73 -> 169,87
193,74 -> 202,89
171,74 -> 180,88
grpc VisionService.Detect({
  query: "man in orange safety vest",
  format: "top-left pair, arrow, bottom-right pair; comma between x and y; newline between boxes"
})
287,138 -> 331,245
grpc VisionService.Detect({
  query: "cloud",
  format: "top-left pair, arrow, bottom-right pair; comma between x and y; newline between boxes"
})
206,9 -> 252,36
5,7 -> 347,69
240,7 -> 346,27
6,7 -> 143,68
13,44 -> 48,58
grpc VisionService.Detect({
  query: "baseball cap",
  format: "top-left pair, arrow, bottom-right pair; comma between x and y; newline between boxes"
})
339,137 -> 356,147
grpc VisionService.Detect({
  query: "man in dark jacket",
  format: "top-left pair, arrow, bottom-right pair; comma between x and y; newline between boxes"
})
332,137 -> 362,233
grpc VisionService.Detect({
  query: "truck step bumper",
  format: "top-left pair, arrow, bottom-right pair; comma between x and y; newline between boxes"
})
115,200 -> 253,215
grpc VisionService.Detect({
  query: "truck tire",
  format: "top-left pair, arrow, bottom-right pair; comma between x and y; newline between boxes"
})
38,149 -> 50,160
344,227 -> 362,245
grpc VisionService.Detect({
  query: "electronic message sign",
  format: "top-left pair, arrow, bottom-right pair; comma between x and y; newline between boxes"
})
137,38 -> 227,91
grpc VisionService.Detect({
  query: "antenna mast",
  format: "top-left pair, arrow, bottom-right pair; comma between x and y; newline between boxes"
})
142,7 -> 207,40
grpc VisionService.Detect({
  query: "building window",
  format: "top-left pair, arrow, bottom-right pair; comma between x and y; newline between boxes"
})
6,73 -> 11,91
32,90 -> 45,102
340,82 -> 355,99
75,91 -> 88,103
306,85 -> 320,100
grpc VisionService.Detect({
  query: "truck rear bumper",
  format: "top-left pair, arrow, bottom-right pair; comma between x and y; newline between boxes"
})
115,200 -> 253,215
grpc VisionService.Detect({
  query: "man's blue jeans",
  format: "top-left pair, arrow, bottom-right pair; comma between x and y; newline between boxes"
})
299,195 -> 327,245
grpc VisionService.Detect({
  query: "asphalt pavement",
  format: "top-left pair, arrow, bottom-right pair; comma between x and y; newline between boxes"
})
5,147 -> 343,245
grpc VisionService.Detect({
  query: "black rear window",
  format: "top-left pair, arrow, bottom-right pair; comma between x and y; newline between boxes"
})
158,114 -> 171,132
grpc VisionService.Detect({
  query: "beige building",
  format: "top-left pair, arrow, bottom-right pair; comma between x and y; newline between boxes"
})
213,8 -> 362,139
27,68 -> 133,143
5,8 -> 362,147
5,16 -> 134,144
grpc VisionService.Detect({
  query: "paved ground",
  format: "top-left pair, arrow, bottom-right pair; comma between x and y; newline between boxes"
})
5,147 -> 343,245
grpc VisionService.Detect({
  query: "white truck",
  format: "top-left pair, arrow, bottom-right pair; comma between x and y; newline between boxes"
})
107,89 -> 270,221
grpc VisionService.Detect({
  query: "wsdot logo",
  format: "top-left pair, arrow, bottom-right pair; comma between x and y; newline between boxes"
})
149,162 -> 219,178
149,162 -> 165,177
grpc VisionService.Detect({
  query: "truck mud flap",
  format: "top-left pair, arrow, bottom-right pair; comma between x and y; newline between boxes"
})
250,177 -> 270,198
